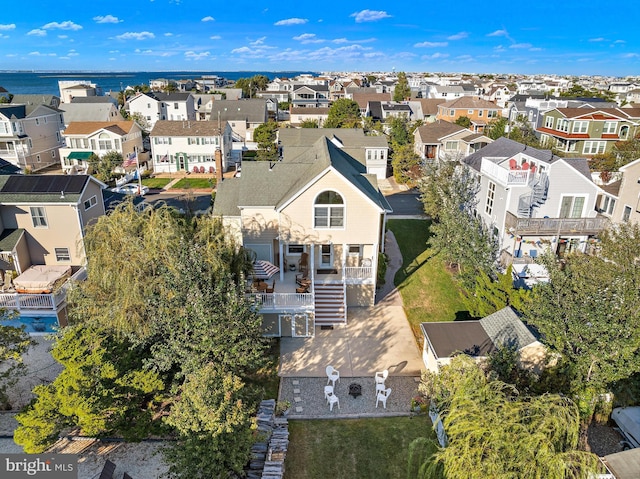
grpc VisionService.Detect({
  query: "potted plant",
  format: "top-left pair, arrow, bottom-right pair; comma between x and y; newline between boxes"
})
275,400 -> 291,417
411,395 -> 427,414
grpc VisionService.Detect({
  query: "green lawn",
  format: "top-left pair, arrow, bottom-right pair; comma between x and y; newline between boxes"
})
170,177 -> 216,189
284,416 -> 433,479
387,219 -> 469,338
141,177 -> 171,189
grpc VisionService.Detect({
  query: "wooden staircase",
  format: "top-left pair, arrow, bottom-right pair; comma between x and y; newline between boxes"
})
314,282 -> 346,324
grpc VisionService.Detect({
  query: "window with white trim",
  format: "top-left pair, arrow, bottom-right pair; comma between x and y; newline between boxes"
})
545,116 -> 554,128
444,141 -> 458,150
314,190 -> 344,228
620,125 -> 630,139
55,247 -> 71,262
583,141 -> 606,155
601,196 -> 616,215
557,119 -> 569,132
84,195 -> 97,211
487,110 -> 498,118
30,206 -> 48,228
348,244 -> 362,255
98,133 -> 112,150
449,109 -> 455,116
559,196 -> 585,218
602,121 -> 617,134
485,181 -> 495,215
287,244 -> 305,255
572,121 -> 588,133
622,205 -> 632,222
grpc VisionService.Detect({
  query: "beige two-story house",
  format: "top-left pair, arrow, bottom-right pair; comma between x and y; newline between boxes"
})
213,136 -> 392,337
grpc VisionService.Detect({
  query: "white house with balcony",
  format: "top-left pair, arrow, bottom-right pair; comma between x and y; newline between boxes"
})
60,121 -> 144,174
127,92 -> 196,130
0,104 -> 65,172
463,137 -> 609,264
213,136 -> 392,337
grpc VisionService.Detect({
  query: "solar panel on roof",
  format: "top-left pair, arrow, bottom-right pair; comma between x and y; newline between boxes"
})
1,175 -> 87,194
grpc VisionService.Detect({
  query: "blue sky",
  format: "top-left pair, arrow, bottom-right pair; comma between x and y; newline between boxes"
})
1,1 -> 639,75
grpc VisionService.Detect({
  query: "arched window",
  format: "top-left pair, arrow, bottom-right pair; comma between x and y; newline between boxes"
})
314,191 -> 344,228
620,125 -> 629,139
97,132 -> 112,150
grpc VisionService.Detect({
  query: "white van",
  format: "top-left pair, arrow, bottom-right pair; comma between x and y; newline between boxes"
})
611,407 -> 640,450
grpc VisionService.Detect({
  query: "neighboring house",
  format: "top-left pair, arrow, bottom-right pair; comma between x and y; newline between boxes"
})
599,158 -> 640,225
278,128 -> 389,180
289,107 -> 330,127
436,97 -> 502,133
58,83 -> 100,103
127,92 -> 196,130
537,108 -> 640,157
483,84 -> 516,107
60,121 -> 144,174
426,85 -> 468,100
463,137 -> 609,264
149,120 -> 233,173
0,174 -> 106,331
413,121 -> 492,161
60,102 -> 124,127
380,102 -> 413,121
420,307 -> 546,373
206,99 -> 268,142
351,92 -> 392,117
0,103 -> 65,172
407,98 -> 443,122
291,85 -> 330,109
213,136 -> 392,336
10,94 -> 61,109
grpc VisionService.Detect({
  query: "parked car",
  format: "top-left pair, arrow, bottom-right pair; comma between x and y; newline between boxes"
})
111,183 -> 150,196
612,407 -> 640,449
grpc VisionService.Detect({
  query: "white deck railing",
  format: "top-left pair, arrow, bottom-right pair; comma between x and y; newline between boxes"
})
246,292 -> 313,311
480,158 -> 532,186
344,266 -> 373,280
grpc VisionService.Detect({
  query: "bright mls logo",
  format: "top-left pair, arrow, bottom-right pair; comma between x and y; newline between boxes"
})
1,454 -> 77,478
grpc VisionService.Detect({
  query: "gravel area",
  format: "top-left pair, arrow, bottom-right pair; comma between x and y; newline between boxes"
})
279,376 -> 421,419
587,423 -> 624,457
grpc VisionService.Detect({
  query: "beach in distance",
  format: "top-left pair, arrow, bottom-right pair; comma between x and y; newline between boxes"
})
0,70 -> 318,96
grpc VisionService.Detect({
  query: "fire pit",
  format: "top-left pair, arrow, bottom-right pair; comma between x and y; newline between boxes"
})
348,383 -> 362,398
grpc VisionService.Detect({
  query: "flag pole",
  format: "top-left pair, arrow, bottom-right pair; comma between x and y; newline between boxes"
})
135,146 -> 142,195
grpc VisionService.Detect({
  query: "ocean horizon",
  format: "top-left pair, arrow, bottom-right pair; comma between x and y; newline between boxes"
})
0,70 -> 320,96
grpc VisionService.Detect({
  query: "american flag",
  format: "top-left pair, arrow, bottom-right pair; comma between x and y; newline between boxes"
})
122,151 -> 137,168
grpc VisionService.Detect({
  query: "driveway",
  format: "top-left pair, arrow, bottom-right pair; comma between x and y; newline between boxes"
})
279,231 -> 423,379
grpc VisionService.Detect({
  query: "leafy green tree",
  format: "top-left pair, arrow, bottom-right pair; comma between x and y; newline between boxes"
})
612,133 -> 640,168
393,72 -> 411,102
464,265 -> 531,318
163,363 -> 255,479
324,99 -> 361,128
253,122 -> 279,161
14,326 -> 166,452
278,101 -> 291,111
455,116 -> 471,129
0,324 -> 33,409
485,117 -> 508,140
418,160 -> 497,286
508,115 -> 541,148
87,151 -> 123,184
363,116 -> 384,136
388,116 -> 411,147
560,85 -> 616,102
392,144 -> 421,185
365,74 -> 378,86
235,75 -> 269,98
300,119 -> 318,128
525,223 -> 640,397
415,356 -> 599,479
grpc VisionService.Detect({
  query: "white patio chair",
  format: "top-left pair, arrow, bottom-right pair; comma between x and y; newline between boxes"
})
328,393 -> 340,411
326,365 -> 340,387
324,385 -> 334,403
376,388 -> 392,409
375,370 -> 388,385
375,382 -> 386,396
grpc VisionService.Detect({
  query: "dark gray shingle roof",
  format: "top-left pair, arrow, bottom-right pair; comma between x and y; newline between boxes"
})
463,137 -> 560,172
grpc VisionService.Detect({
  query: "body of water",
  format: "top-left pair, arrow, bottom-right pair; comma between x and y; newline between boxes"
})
0,70 -> 319,96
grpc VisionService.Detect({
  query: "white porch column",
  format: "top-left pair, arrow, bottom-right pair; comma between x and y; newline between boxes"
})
310,243 -> 315,283
380,211 -> 387,254
279,241 -> 285,282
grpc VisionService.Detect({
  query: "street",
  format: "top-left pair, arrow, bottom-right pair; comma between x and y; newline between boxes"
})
144,190 -> 213,214
385,190 -> 425,217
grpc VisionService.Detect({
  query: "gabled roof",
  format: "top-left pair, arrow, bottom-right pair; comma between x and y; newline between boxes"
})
149,120 -> 223,137
208,99 -> 268,123
63,121 -> 137,136
61,103 -> 121,123
0,174 -> 93,203
293,84 -> 329,92
553,108 -> 638,121
351,92 -> 393,109
463,137 -> 560,172
214,136 -> 390,215
561,158 -> 593,181
10,94 -> 60,108
479,307 -> 538,350
416,98 -> 445,115
415,121 -> 467,143
439,97 -> 500,109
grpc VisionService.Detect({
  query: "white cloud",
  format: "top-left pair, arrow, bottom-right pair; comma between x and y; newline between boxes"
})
67,50 -> 79,56
42,21 -> 82,31
109,50 -> 119,53
622,53 -> 640,59
231,46 -> 251,54
510,43 -> 532,49
350,10 -> 391,23
589,37 -> 605,42
422,52 -> 449,60
293,33 -> 324,44
0,24 -> 16,31
93,15 -> 122,24
529,47 -> 542,52
28,51 -> 57,56
487,29 -> 509,37
210,35 -> 221,40
164,33 -> 173,36
115,31 -> 155,40
414,41 -> 448,48
0,34 -> 8,39
447,31 -> 468,41
27,29 -> 47,37
250,36 -> 267,46
201,16 -> 215,22
614,39 -> 626,44
185,50 -> 211,60
58,35 -> 68,39
274,18 -> 308,26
